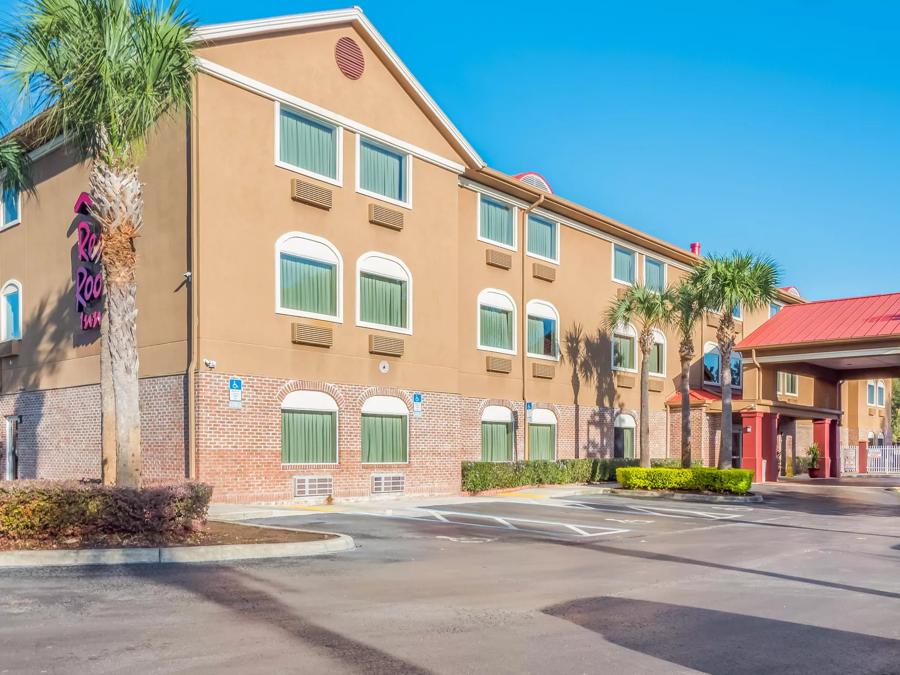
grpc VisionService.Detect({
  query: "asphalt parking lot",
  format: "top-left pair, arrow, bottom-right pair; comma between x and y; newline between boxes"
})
0,482 -> 898,674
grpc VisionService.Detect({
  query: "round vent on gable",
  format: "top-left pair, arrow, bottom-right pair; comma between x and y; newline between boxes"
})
514,171 -> 553,194
781,286 -> 802,298
335,37 -> 365,80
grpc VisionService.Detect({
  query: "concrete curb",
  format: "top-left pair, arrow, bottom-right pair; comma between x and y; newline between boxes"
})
604,488 -> 763,504
0,532 -> 355,568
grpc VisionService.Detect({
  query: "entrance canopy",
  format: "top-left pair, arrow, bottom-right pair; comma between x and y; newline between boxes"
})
737,292 -> 900,380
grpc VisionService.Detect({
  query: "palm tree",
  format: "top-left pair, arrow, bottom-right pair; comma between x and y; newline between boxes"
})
0,136 -> 30,194
2,0 -> 197,486
671,281 -> 704,468
690,252 -> 780,469
563,324 -> 585,459
605,285 -> 675,468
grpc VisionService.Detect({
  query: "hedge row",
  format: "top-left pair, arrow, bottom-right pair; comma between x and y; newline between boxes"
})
0,481 -> 213,542
616,467 -> 753,495
461,458 -> 639,493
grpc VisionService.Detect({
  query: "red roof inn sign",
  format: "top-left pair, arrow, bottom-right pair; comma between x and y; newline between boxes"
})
73,192 -> 103,331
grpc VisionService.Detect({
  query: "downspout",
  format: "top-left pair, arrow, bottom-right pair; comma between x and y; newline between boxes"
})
521,193 -> 545,460
186,78 -> 200,480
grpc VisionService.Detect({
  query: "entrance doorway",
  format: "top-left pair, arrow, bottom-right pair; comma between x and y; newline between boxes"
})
4,416 -> 18,480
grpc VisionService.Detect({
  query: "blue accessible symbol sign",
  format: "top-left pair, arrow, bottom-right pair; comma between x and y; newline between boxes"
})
228,377 -> 243,409
412,392 -> 423,417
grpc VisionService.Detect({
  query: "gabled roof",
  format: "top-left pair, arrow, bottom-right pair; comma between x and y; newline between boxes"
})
665,389 -> 743,406
738,292 -> 900,350
192,8 -> 484,170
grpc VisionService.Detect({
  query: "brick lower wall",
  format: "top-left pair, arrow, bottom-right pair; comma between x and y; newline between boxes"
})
0,375 -> 186,484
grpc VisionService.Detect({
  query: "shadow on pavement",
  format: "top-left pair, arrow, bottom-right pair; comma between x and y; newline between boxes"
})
543,596 -> 900,674
755,486 -> 900,518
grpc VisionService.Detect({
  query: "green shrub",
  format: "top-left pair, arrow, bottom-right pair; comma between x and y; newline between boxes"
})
616,467 -> 753,495
461,458 -> 638,493
0,481 -> 213,543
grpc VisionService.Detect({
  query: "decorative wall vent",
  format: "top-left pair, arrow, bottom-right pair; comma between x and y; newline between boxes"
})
292,323 -> 333,348
514,171 -> 553,193
486,356 -> 512,374
0,340 -> 21,358
293,475 -> 333,498
532,363 -> 555,379
532,263 -> 556,282
486,249 -> 512,270
368,203 -> 404,231
335,37 -> 365,80
291,178 -> 333,210
868,407 -> 876,416
369,334 -> 404,357
649,379 -> 664,392
372,473 -> 404,494
616,374 -> 636,389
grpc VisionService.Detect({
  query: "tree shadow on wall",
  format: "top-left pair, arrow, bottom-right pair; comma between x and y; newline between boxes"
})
563,323 -> 621,459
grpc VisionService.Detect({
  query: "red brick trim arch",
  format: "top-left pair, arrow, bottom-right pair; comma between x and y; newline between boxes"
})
276,380 -> 345,407
357,387 -> 414,411
531,402 -> 562,418
475,399 -> 518,417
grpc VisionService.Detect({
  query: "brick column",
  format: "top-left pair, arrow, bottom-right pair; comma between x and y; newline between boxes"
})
857,440 -> 868,474
741,411 -> 764,482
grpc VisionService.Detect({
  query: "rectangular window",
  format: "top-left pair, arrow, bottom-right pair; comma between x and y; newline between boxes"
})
867,381 -> 876,406
731,355 -> 742,388
362,414 -> 408,463
769,303 -> 782,318
359,138 -> 408,204
360,272 -> 408,329
613,245 -> 635,284
614,427 -> 634,459
527,315 -> 557,357
645,257 -> 665,291
280,253 -> 337,317
481,421 -> 513,462
649,341 -> 664,375
281,410 -> 337,464
778,372 -> 798,397
732,305 -> 743,320
479,196 -> 514,248
528,424 -> 555,460
613,333 -> 636,370
527,214 -> 557,261
877,383 -> 885,407
278,106 -> 338,181
2,188 -> 19,227
479,305 -> 513,351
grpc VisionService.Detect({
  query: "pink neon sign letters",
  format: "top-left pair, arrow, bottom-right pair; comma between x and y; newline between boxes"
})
73,192 -> 103,330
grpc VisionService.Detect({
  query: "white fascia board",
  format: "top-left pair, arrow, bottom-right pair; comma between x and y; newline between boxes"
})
754,346 -> 900,364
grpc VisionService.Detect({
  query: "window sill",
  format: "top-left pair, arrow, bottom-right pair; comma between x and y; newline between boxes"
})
611,277 -> 635,287
358,321 -> 412,336
0,220 -> 21,232
525,251 -> 559,266
276,308 -> 343,324
478,345 -> 516,357
478,235 -> 516,252
281,462 -> 338,467
357,188 -> 412,210
275,160 -> 342,188
612,366 -> 638,374
527,352 -> 560,362
362,461 -> 410,466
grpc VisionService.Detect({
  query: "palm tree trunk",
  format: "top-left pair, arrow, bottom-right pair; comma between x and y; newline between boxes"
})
679,349 -> 692,469
639,348 -> 651,468
717,315 -> 737,469
100,299 -> 116,485
90,160 -> 143,488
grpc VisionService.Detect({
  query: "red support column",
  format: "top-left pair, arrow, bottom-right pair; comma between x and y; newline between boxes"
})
857,440 -> 868,474
812,419 -> 835,478
741,411 -> 764,482
763,413 -> 779,481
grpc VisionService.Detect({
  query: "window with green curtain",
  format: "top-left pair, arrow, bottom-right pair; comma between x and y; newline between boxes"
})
645,258 -> 664,291
280,253 -> 337,316
480,197 -> 514,246
649,340 -> 664,374
614,427 -> 634,458
480,305 -> 513,350
613,333 -> 635,370
362,414 -> 408,463
529,424 -> 556,460
527,315 -> 556,357
279,107 -> 337,179
527,215 -> 556,260
281,410 -> 337,463
481,421 -> 513,462
360,272 -> 407,328
867,381 -> 876,405
360,139 -> 406,202
613,245 -> 635,283
2,188 -> 18,226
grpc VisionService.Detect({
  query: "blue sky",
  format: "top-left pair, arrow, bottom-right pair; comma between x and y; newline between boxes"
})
4,0 -> 899,300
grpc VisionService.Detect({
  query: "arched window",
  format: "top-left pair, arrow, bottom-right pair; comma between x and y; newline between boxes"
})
478,289 -> 516,354
356,253 -> 412,334
281,391 -> 338,464
876,432 -> 885,447
276,233 -> 342,321
481,406 -> 514,462
614,413 -> 636,459
1,187 -> 20,229
703,342 -> 742,388
867,431 -> 875,447
1,280 -> 21,341
876,380 -> 886,407
612,323 -> 637,372
649,329 -> 666,377
361,396 -> 409,464
529,408 -> 556,460
526,300 -> 559,360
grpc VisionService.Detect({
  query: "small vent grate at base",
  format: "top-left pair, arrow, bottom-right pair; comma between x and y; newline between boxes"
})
294,475 -> 333,498
372,473 -> 404,494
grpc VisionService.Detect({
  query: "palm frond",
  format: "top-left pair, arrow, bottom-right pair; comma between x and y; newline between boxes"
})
689,250 -> 782,316
0,136 -> 31,193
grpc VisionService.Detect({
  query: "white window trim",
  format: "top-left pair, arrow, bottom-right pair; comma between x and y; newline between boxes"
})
273,102 -> 343,187
355,252 -> 413,336
477,288 -> 517,356
611,323 -> 638,374
649,329 -> 666,378
361,396 -> 410,466
867,380 -> 877,406
777,371 -> 798,397
732,304 -> 743,321
0,279 -> 22,342
730,352 -> 743,389
0,189 -> 21,231
877,380 -> 886,408
614,413 -> 636,429
476,192 -> 517,252
281,391 -> 340,466
530,408 -> 557,426
275,232 -> 343,323
643,255 -> 667,292
525,299 -> 561,362
525,213 -> 560,265
482,405 -> 514,423
355,133 -> 413,210
612,244 -> 636,286
769,302 -> 783,318
703,342 -> 721,386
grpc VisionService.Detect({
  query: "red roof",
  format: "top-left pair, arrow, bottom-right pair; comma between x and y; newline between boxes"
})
739,292 -> 900,349
665,389 -> 742,405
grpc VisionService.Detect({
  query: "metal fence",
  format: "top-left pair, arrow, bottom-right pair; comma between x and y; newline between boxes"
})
867,445 -> 900,474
